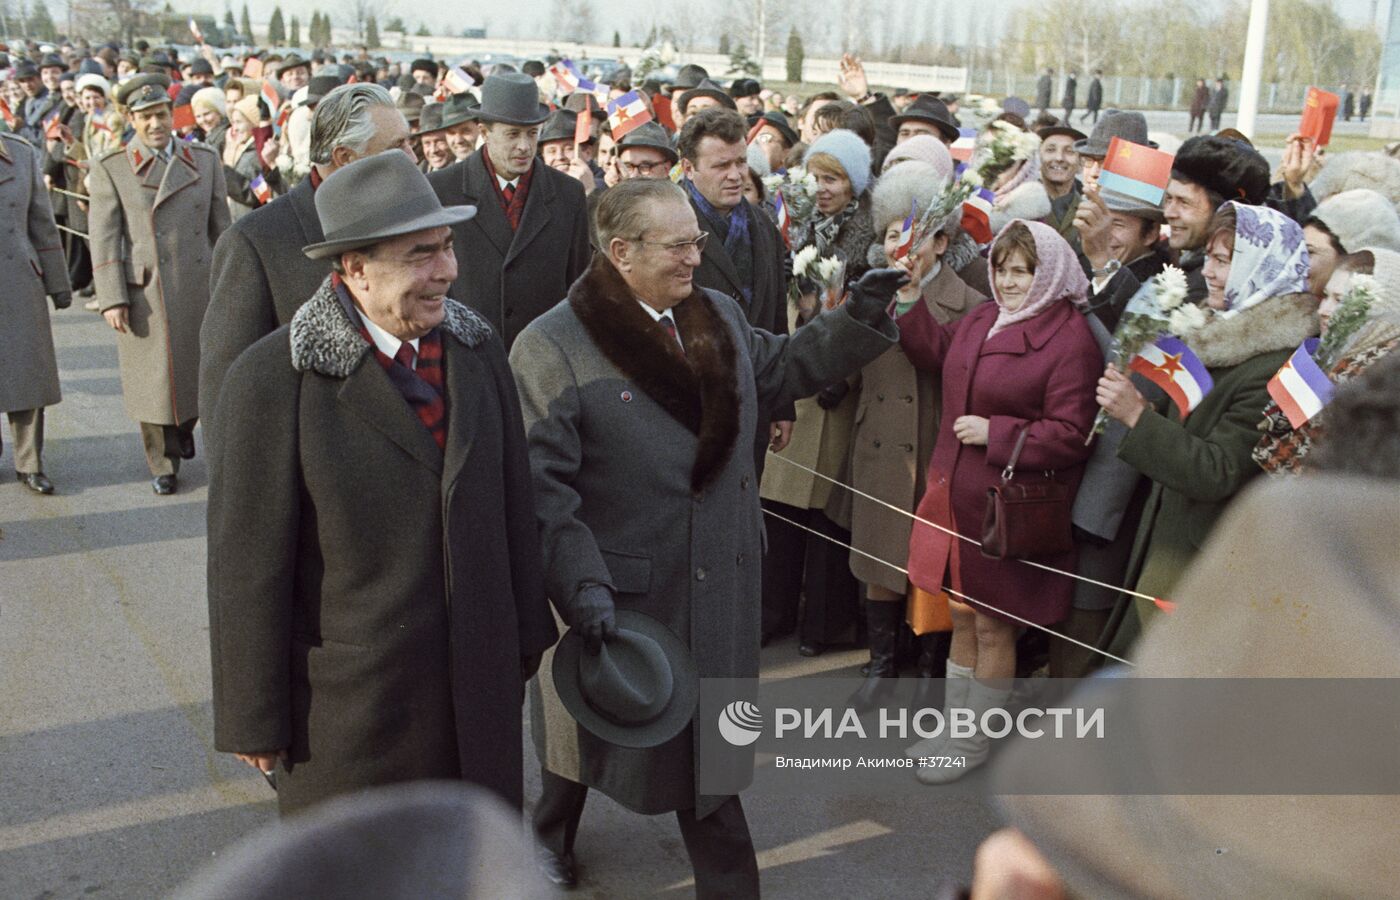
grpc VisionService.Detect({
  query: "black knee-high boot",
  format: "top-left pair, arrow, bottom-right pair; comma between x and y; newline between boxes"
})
849,600 -> 902,710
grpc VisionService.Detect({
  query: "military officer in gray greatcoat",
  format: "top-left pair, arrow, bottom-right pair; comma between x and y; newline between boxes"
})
0,130 -> 72,495
88,73 -> 231,494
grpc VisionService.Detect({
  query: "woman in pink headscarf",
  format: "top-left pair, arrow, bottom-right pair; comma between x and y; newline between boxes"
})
895,220 -> 1102,783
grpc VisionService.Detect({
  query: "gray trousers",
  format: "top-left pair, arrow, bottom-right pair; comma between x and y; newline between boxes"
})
140,419 -> 197,476
6,408 -> 44,473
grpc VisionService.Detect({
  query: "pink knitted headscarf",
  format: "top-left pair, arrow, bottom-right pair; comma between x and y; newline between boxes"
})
880,135 -> 954,181
985,219 -> 1090,338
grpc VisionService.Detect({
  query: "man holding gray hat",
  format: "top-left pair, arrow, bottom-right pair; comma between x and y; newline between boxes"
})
428,72 -> 590,349
512,177 -> 905,894
208,149 -> 557,817
88,72 -> 229,494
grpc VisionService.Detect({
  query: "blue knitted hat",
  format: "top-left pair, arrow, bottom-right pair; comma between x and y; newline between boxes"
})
804,129 -> 872,196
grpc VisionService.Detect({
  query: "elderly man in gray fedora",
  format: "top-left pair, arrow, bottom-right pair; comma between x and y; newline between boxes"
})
201,83 -> 414,451
511,177 -> 906,894
207,149 -> 557,817
1071,110 -> 1156,189
428,72 -> 590,350
615,121 -> 677,180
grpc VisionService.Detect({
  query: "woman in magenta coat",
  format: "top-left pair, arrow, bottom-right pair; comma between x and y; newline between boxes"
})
896,220 -> 1101,783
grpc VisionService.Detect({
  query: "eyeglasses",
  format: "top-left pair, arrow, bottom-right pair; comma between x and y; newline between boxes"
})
633,232 -> 709,256
620,160 -> 671,176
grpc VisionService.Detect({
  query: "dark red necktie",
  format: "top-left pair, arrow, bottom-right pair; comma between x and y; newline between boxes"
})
659,315 -> 684,355
394,342 -> 416,370
502,182 -> 516,204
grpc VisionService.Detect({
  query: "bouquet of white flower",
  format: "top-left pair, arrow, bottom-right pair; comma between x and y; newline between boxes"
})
762,165 -> 820,246
974,121 -> 1042,186
792,247 -> 846,311
957,94 -> 1005,131
1089,265 -> 1199,440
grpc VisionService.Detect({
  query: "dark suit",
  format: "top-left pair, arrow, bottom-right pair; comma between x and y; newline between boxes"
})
688,194 -> 794,467
201,177 -> 330,447
428,150 -> 591,349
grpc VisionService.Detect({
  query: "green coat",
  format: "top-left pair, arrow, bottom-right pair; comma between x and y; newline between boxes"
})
1110,292 -> 1317,651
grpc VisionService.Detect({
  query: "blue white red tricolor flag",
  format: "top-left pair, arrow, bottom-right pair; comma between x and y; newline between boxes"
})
606,91 -> 651,139
550,59 -> 603,98
261,81 -> 283,133
1267,337 -> 1334,429
893,200 -> 917,260
1129,336 -> 1213,420
773,190 -> 791,249
950,127 -> 977,162
442,65 -> 474,96
960,186 -> 996,244
250,174 -> 273,205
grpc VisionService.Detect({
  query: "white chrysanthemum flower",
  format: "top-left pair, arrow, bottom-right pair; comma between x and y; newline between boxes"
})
1348,273 -> 1379,298
793,245 -> 819,276
1168,304 -> 1207,335
816,255 -> 842,282
1155,265 -> 1189,310
960,168 -> 983,188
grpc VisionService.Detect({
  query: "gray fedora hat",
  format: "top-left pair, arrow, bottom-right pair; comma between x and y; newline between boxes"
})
1074,110 -> 1157,158
1100,186 -> 1165,223
668,63 -> 710,93
476,71 -> 549,126
677,78 -> 737,115
552,609 -> 698,749
617,121 -> 678,163
439,92 -> 480,129
419,102 -> 445,134
537,108 -> 579,145
303,150 -> 476,259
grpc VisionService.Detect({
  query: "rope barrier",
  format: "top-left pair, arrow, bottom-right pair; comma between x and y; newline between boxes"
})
762,507 -> 1135,668
54,222 -> 88,240
49,186 -> 88,200
766,451 -> 1176,614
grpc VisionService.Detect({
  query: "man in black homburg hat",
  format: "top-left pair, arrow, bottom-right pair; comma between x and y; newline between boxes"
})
428,72 -> 590,349
208,149 -> 557,817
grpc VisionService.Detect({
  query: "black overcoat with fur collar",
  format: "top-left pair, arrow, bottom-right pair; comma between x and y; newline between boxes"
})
511,256 -> 896,818
206,277 -> 558,816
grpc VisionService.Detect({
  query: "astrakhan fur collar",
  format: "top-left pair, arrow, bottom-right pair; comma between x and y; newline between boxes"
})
568,255 -> 741,491
1182,291 -> 1319,369
289,275 -> 493,377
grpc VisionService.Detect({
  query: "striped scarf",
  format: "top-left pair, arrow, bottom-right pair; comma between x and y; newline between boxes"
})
483,150 -> 533,230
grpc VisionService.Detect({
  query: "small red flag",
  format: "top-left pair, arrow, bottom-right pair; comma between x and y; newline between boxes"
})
172,104 -> 196,131
574,96 -> 593,147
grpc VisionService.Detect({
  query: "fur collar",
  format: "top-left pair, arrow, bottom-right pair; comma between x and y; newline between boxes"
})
289,275 -> 494,377
1183,291 -> 1319,369
568,255 -> 741,491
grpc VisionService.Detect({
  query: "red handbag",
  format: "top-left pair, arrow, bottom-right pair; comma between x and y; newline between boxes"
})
980,426 -> 1074,560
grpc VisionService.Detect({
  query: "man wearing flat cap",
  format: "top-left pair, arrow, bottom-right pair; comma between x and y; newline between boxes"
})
513,177 -> 906,893
207,149 -> 557,817
201,83 -> 414,450
88,72 -> 229,494
428,72 -> 590,349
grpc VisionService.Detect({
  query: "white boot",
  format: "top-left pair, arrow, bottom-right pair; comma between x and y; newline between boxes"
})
904,660 -> 974,759
915,677 -> 1013,785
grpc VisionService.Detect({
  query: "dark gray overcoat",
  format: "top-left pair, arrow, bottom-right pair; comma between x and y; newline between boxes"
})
200,177 -> 329,446
207,277 -> 558,816
510,256 -> 896,819
428,150 -> 590,349
0,132 -> 70,413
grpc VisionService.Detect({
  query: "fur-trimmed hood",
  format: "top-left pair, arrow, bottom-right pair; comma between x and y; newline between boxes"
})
567,255 -> 741,491
1181,291 -> 1319,369
289,275 -> 494,377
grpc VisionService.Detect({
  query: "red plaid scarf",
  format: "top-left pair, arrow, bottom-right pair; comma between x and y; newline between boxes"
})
482,150 -> 533,230
332,275 -> 448,450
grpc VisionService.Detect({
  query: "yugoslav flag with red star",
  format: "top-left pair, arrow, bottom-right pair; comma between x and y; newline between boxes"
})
1129,336 -> 1213,420
606,91 -> 651,139
773,190 -> 792,249
892,200 -> 916,260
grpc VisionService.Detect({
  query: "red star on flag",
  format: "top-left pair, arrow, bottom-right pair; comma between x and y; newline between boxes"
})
1154,352 -> 1185,378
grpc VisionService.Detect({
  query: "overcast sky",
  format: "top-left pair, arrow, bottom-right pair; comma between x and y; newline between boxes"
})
180,0 -> 1392,49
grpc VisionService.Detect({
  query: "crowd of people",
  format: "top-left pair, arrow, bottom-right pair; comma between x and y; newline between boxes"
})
4,32 -> 1399,898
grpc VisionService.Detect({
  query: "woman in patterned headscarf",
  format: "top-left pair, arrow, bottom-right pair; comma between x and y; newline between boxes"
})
1097,202 -> 1318,643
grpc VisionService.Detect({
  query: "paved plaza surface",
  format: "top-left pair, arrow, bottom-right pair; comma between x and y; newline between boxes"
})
2,307 -> 1005,899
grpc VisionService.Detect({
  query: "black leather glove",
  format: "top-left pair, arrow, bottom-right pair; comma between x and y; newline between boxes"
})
51,291 -> 72,310
568,584 -> 617,655
816,381 -> 849,410
844,267 -> 910,327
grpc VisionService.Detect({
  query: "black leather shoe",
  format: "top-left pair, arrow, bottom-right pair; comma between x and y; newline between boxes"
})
798,641 -> 824,657
16,471 -> 54,494
535,848 -> 577,889
152,475 -> 178,495
177,431 -> 196,460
